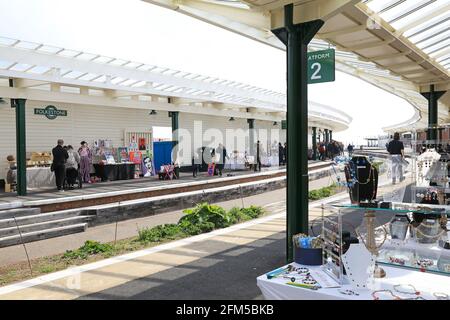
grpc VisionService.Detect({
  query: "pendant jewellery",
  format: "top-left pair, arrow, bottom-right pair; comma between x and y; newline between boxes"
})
393,284 -> 420,295
338,289 -> 359,296
371,289 -> 402,300
433,292 -> 449,300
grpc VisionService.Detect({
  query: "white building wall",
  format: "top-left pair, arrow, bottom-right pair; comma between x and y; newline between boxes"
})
0,102 -> 171,180
178,113 -> 282,164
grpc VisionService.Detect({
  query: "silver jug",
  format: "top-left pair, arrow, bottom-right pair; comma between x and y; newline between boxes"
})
389,213 -> 410,241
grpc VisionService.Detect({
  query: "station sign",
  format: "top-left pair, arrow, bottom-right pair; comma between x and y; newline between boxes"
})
307,49 -> 335,84
34,105 -> 67,120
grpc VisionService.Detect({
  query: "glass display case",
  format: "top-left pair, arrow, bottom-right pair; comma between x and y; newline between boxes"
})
329,204 -> 450,277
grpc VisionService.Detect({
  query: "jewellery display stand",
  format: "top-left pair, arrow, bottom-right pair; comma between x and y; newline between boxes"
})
344,156 -> 378,205
415,149 -> 446,187
341,243 -> 376,290
329,204 -> 450,277
321,205 -> 345,285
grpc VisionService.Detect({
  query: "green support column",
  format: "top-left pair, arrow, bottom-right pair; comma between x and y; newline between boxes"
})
312,127 -> 317,160
329,130 -> 333,141
324,129 -> 329,144
247,118 -> 255,156
272,4 -> 324,262
422,85 -> 445,143
15,99 -> 27,196
169,111 -> 179,176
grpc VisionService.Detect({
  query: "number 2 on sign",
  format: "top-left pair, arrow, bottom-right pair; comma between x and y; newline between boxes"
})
311,62 -> 322,80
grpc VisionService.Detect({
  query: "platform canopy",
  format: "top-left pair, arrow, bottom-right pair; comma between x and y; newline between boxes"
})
142,0 -> 450,132
0,36 -> 351,131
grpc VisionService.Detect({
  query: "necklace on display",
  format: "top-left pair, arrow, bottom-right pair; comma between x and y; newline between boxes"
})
371,289 -> 402,300
393,284 -> 420,296
433,292 -> 449,300
338,289 -> 359,296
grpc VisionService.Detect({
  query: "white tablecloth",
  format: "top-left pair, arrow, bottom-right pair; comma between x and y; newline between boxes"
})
13,167 -> 55,189
225,159 -> 246,170
257,262 -> 450,300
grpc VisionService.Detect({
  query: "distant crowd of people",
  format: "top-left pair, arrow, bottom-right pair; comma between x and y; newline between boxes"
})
317,141 -> 344,161
52,139 -> 93,191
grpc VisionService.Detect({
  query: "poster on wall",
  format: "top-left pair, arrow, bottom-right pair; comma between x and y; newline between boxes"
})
139,138 -> 146,151
129,151 -> 142,164
117,147 -> 129,162
143,156 -> 153,177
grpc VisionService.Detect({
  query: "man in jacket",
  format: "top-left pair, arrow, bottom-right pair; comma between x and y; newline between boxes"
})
215,143 -> 228,176
52,139 -> 69,191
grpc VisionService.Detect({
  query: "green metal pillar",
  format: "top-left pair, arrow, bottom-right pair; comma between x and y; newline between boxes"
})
15,99 -> 27,196
329,130 -> 333,142
248,118 -> 255,156
169,111 -> 179,176
422,85 -> 445,143
272,4 -> 324,262
324,129 -> 329,144
312,127 -> 317,160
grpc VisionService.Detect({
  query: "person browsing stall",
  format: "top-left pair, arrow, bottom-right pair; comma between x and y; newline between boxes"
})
52,139 -> 69,191
387,132 -> 405,184
66,145 -> 80,189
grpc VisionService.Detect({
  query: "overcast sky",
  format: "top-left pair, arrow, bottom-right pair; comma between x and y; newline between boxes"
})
0,0 -> 417,145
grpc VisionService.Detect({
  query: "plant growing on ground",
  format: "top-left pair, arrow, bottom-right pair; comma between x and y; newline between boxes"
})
63,240 -> 115,260
179,203 -> 231,229
138,224 -> 183,242
308,184 -> 338,200
240,206 -> 265,219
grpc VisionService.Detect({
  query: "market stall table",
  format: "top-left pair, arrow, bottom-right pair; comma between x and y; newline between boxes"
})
257,262 -> 450,300
93,163 -> 136,181
12,166 -> 55,189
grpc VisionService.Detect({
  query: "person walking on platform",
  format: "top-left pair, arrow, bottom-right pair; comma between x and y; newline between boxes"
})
255,140 -> 262,172
52,139 -> 68,191
78,141 -> 92,183
216,143 -> 228,176
278,142 -> 284,166
347,143 -> 354,157
283,142 -> 287,165
387,132 -> 405,185
318,143 -> 326,161
192,151 -> 200,178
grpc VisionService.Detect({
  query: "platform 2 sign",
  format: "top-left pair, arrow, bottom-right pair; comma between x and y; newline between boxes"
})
307,49 -> 335,84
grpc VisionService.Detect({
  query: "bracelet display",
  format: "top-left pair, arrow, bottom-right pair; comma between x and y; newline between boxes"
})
433,292 -> 449,300
338,289 -> 359,296
393,284 -> 420,295
371,289 -> 402,300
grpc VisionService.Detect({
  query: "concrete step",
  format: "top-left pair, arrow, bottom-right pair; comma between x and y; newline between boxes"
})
0,207 -> 41,219
0,223 -> 88,248
0,216 -> 94,237
0,209 -> 85,229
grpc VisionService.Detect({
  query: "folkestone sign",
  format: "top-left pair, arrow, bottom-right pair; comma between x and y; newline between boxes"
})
34,105 -> 67,120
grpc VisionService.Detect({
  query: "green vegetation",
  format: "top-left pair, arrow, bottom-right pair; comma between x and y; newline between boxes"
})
63,240 -> 115,260
308,184 -> 339,201
138,224 -> 184,242
0,203 -> 266,286
371,161 -> 383,172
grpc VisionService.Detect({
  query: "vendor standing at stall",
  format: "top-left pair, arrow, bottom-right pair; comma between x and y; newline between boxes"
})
387,132 -> 405,185
52,139 -> 68,191
78,141 -> 92,183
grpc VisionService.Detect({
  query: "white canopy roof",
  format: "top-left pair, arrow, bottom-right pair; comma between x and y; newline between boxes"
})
142,0 -> 450,133
0,36 -> 351,132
